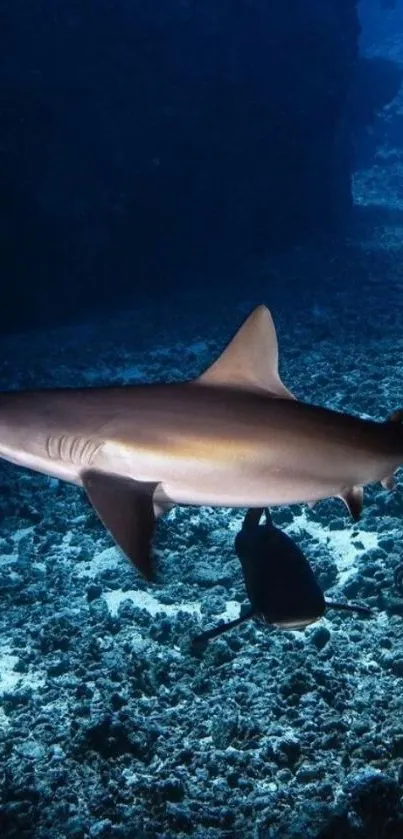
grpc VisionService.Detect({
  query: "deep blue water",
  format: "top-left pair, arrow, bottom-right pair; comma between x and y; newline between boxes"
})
1,1 -> 403,837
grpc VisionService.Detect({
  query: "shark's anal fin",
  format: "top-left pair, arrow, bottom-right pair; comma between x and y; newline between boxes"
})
195,305 -> 295,398
339,485 -> 363,522
81,470 -> 158,581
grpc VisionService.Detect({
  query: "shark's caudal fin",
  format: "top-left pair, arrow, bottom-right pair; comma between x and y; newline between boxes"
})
195,305 -> 295,398
82,471 -> 158,580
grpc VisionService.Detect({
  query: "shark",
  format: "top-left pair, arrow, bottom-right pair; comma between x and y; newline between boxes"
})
0,304 -> 402,580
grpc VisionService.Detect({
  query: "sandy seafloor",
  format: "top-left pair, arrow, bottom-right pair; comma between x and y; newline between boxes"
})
2,246 -> 403,839
3,45 -> 403,839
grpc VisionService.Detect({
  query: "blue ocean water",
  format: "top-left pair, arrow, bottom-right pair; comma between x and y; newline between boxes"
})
1,1 -> 403,837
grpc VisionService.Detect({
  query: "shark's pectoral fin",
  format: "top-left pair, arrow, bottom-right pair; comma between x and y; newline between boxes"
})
194,305 -> 295,398
152,483 -> 175,518
81,470 -> 158,580
339,486 -> 363,522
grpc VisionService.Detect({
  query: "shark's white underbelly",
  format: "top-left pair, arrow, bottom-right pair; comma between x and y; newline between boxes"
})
98,437 -> 389,508
161,473 -> 345,508
0,442 -> 81,483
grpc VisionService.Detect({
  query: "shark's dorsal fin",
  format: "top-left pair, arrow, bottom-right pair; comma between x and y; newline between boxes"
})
195,305 -> 294,397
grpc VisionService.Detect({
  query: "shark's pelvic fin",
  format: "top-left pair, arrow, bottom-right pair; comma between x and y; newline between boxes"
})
381,409 -> 403,490
82,471 -> 158,580
381,474 -> 396,491
339,485 -> 363,521
195,305 -> 294,398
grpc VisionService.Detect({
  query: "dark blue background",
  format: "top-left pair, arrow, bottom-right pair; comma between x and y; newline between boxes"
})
0,0 -> 398,333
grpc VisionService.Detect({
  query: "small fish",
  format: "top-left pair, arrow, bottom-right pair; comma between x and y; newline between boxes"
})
192,508 -> 371,647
